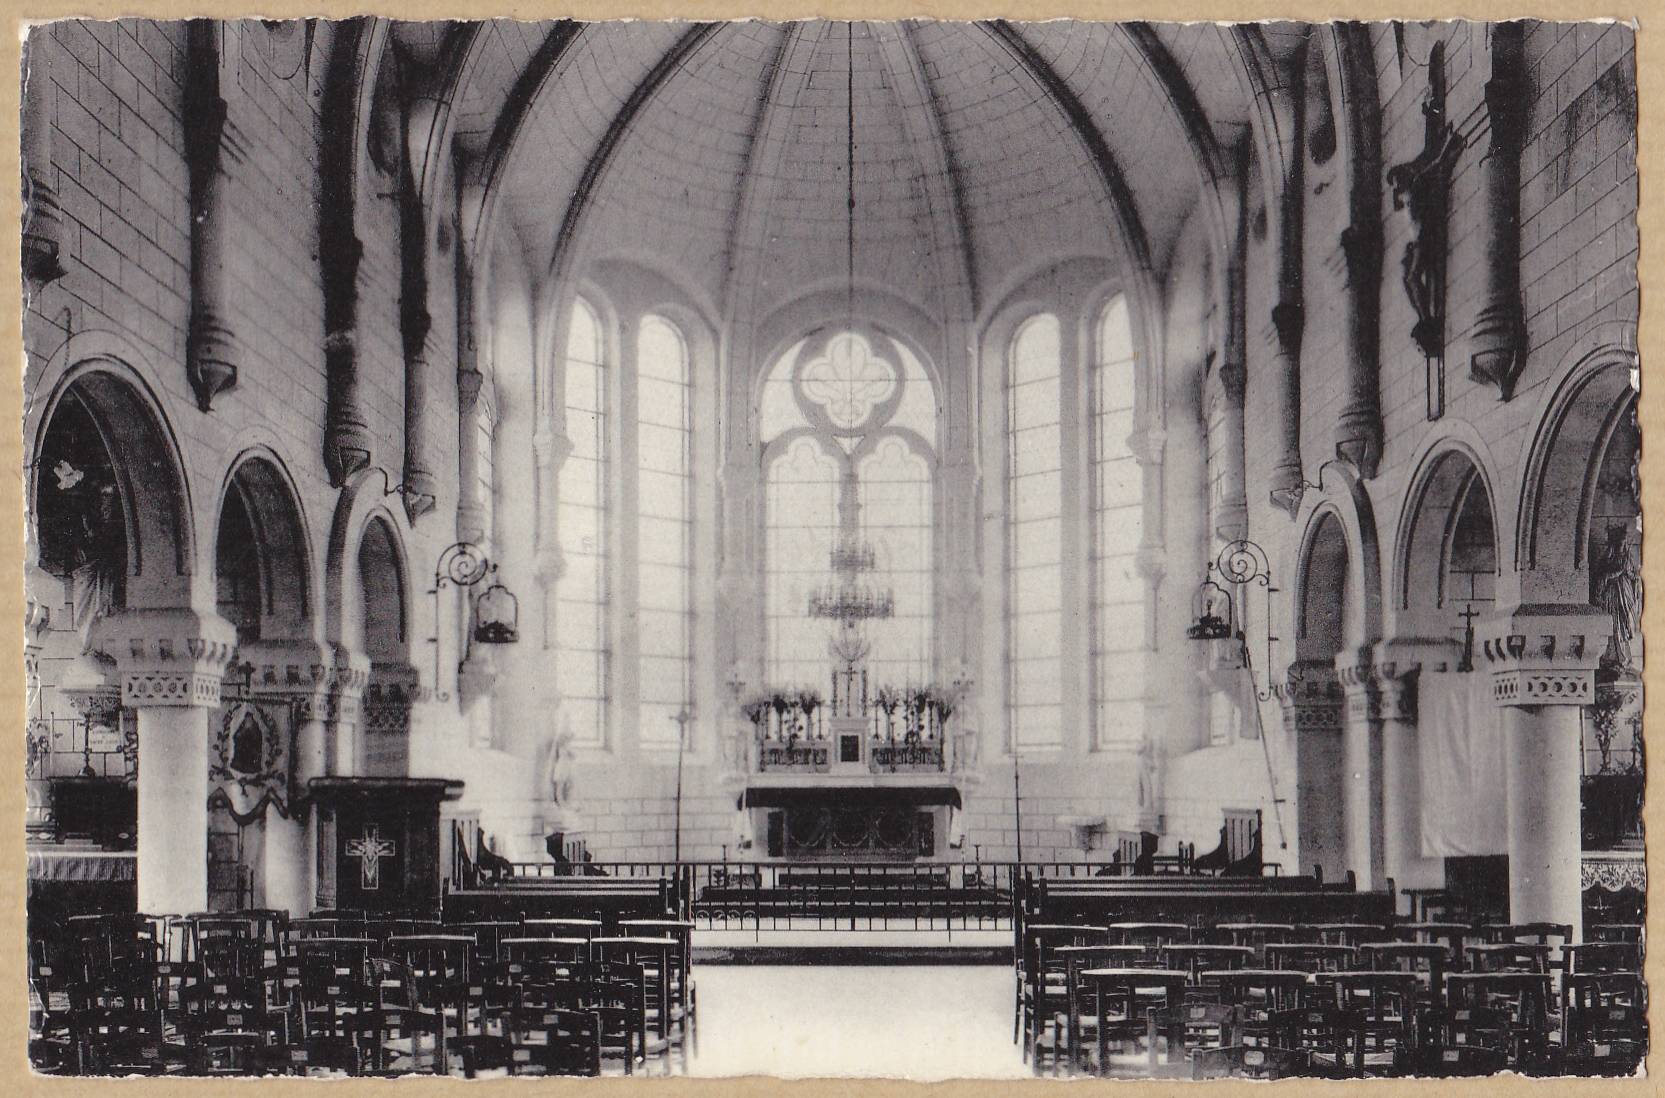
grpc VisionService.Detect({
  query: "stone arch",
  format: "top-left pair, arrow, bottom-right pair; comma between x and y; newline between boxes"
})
28,344 -> 194,612
324,471 -> 414,659
1292,466 -> 1383,659
213,449 -> 315,644
1515,330 -> 1640,600
1394,442 -> 1503,628
356,516 -> 409,664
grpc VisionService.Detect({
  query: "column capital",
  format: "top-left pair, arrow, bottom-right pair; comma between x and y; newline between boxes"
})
1368,635 -> 1463,724
96,608 -> 238,708
239,638 -> 366,724
1336,647 -> 1381,722
1275,659 -> 1344,734
364,661 -> 426,737
1479,603 -> 1610,707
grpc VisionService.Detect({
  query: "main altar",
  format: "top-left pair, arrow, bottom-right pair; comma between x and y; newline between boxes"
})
729,532 -> 977,860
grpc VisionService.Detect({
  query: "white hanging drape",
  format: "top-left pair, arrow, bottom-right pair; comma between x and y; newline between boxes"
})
1417,671 -> 1507,857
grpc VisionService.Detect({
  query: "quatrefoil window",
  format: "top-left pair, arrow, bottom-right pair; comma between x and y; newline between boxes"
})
799,333 -> 897,431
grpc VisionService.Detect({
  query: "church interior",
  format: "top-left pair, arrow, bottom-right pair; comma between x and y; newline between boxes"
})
19,17 -> 1644,1079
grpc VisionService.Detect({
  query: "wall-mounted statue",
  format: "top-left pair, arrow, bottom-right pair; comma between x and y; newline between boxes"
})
1593,524 -> 1641,672
540,718 -> 582,836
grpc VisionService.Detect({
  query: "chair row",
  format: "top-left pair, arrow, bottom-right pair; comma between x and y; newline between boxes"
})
1025,957 -> 1645,1078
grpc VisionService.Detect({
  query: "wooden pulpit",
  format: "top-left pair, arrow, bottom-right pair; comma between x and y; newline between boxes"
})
309,777 -> 463,917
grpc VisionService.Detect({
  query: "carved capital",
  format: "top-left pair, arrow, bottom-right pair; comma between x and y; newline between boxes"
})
1275,660 -> 1344,735
1337,649 -> 1381,722
1478,603 -> 1610,708
363,662 -> 425,737
96,608 -> 239,708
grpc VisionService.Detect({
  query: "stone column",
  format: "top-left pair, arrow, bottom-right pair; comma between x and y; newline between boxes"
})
1373,636 -> 1462,895
1278,659 -> 1346,881
182,20 -> 242,412
1480,604 -> 1607,939
21,31 -> 65,288
1334,225 -> 1383,476
400,309 -> 440,522
96,608 -> 237,916
242,640 -> 343,915
455,202 -> 489,538
1467,22 -> 1529,401
1337,650 -> 1385,890
1265,305 -> 1304,515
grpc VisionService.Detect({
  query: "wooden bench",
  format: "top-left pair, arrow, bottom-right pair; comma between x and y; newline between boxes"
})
444,879 -> 684,923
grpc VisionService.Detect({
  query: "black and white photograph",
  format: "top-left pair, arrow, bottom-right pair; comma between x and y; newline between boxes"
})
16,14 -> 1646,1081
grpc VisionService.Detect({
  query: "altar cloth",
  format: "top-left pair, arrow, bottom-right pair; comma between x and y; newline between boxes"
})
27,847 -> 136,881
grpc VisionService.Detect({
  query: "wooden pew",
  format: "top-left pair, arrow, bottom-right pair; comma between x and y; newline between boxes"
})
443,877 -> 686,924
1024,875 -> 1397,933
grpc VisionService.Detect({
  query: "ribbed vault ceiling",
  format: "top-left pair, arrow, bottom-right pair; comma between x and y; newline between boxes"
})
426,19 -> 1288,331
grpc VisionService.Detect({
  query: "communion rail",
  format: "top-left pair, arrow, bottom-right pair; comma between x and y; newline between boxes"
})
486,860 -> 1329,933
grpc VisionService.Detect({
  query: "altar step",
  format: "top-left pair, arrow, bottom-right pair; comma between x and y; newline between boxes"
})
693,927 -> 1011,965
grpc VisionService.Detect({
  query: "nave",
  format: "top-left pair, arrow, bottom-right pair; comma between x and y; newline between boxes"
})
28,859 -> 1648,1080
18,14 -> 1644,1083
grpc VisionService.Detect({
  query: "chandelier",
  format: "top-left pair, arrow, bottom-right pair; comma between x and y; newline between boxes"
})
804,26 -> 894,636
808,581 -> 894,622
808,532 -> 894,624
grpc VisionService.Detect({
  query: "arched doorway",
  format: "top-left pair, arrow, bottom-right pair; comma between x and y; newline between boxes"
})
208,454 -> 315,911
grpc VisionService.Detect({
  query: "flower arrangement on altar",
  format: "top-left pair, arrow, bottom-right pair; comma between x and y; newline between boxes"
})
743,687 -> 826,742
872,683 -> 957,743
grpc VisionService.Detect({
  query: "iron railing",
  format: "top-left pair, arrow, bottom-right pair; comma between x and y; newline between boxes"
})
489,859 -> 1264,932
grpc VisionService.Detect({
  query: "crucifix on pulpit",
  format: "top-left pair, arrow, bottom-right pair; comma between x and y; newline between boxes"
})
344,825 -> 396,890
310,777 -> 462,916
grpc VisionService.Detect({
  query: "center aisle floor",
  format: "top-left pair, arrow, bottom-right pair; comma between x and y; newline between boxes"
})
686,965 -> 1028,1079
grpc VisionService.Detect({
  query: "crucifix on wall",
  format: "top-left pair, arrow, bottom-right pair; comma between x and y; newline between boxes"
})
1387,41 -> 1464,422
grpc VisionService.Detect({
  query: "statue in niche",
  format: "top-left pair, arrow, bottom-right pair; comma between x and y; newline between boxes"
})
1593,524 -> 1641,671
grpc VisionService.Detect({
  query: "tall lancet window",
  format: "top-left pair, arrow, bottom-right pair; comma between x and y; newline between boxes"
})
556,297 -> 608,746
1092,295 -> 1145,747
1006,314 -> 1063,751
636,314 -> 694,749
761,329 -> 937,691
